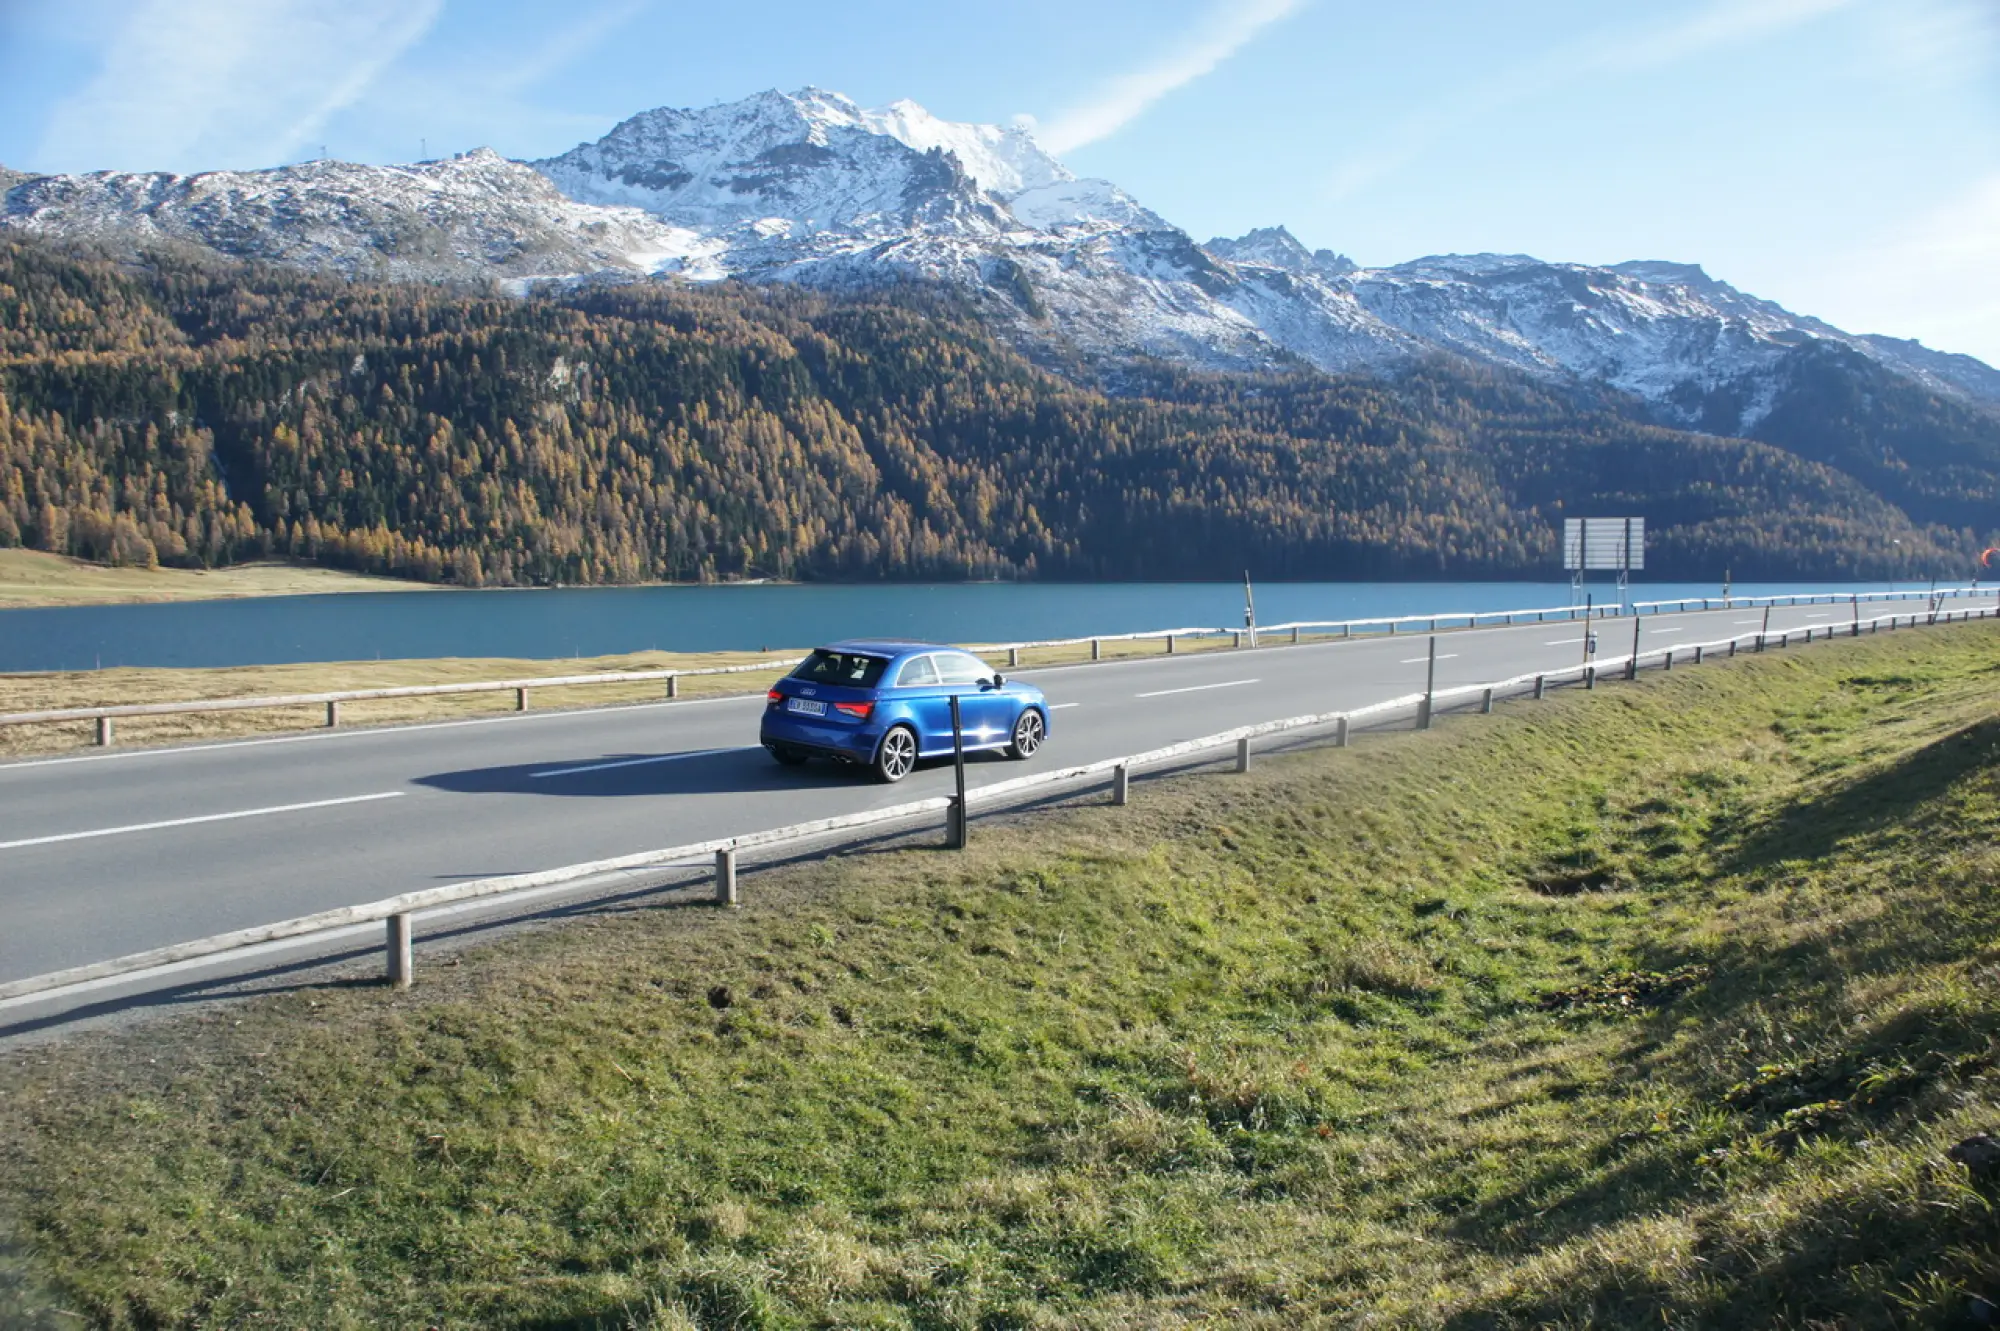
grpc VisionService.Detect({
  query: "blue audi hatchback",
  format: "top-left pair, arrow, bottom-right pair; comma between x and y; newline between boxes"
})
760,640 -> 1052,783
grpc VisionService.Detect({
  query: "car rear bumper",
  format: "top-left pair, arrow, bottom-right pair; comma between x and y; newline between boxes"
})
760,713 -> 882,762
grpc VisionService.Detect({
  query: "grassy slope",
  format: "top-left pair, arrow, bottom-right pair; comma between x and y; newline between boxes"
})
2,625 -> 1998,1328
0,548 -> 434,608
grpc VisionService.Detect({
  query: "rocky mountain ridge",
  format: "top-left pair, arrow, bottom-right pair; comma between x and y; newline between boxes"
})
3,86 -> 1993,435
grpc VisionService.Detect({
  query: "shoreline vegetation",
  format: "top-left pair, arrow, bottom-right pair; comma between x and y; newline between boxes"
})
0,548 -> 435,610
2,623 -> 1997,1325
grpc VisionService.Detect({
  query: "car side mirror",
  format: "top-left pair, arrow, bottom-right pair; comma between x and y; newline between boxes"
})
987,674 -> 1005,689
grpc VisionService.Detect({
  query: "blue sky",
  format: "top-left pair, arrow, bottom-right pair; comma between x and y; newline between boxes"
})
2,0 -> 1995,364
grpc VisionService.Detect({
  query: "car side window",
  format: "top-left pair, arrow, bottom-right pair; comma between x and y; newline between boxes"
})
933,653 -> 991,687
896,655 -> 939,687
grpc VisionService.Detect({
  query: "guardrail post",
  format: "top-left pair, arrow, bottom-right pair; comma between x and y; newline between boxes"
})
1663,650 -> 1674,671
948,695 -> 968,849
1418,636 -> 1437,729
1009,647 -> 1020,668
95,716 -> 113,747
1335,716 -> 1350,747
1091,638 -> 1101,661
1292,626 -> 1301,644
1694,645 -> 1705,665
1342,623 -> 1351,639
1481,687 -> 1494,714
1166,634 -> 1176,655
516,687 -> 529,711
386,913 -> 412,989
1112,763 -> 1130,806
714,848 -> 738,907
1626,617 -> 1642,680
1586,666 -> 1597,690
326,700 -> 340,727
1534,674 -> 1546,700
1231,631 -> 1242,648
1236,736 -> 1252,772
667,675 -> 679,699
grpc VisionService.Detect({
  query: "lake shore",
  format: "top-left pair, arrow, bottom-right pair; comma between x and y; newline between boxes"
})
0,549 -> 436,609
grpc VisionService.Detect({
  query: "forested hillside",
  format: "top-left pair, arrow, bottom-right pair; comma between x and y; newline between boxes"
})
0,236 -> 1983,585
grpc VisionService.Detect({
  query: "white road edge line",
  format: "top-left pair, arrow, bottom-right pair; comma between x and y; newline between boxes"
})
1400,654 -> 1460,664
1135,679 -> 1260,699
530,747 -> 754,779
1048,703 -> 1081,710
0,791 -> 406,852
1649,627 -> 1686,635
1545,637 -> 1587,646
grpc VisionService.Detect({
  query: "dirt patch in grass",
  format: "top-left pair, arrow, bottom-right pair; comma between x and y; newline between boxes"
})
2,623 -> 1999,1327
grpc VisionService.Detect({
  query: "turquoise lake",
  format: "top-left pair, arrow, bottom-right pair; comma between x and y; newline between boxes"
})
0,578 -> 1955,673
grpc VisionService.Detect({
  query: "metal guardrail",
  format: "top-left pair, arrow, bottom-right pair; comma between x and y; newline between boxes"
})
0,662 -> 784,745
1629,586 -> 1985,614
3,599 -> 1991,1010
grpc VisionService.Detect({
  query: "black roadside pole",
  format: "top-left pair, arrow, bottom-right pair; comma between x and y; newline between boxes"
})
948,694 -> 968,849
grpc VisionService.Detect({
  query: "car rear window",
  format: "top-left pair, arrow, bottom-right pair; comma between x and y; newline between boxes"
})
791,650 -> 888,688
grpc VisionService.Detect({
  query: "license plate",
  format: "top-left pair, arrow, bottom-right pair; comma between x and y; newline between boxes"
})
787,699 -> 827,716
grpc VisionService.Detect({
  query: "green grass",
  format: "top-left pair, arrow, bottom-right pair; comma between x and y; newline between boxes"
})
4,625 -> 2000,1328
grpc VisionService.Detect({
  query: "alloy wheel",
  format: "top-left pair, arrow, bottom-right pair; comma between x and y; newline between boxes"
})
1009,709 -> 1044,759
877,727 -> 918,782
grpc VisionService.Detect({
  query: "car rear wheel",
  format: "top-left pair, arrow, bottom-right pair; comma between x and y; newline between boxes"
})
874,726 -> 919,783
1006,708 -> 1045,760
767,744 -> 810,766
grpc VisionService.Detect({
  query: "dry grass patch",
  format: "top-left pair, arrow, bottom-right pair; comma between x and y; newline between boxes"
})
0,548 -> 432,608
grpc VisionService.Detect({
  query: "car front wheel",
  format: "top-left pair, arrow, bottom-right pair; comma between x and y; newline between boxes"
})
874,725 -> 919,783
1006,708 -> 1045,760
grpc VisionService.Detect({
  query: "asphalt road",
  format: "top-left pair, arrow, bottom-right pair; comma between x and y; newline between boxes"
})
0,595 -> 1988,991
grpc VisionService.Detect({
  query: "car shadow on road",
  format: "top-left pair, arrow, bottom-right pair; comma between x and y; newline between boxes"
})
413,743 -> 1016,798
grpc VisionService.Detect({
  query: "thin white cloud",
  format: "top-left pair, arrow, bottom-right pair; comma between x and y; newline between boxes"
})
36,0 -> 444,173
1325,0 -> 1860,201
1814,174 -> 2000,365
1864,0 -> 1998,89
1038,0 -> 1306,156
490,0 -> 649,95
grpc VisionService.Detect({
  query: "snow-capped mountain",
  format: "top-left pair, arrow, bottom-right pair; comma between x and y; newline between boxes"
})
0,148 -> 707,286
3,85 -> 1993,430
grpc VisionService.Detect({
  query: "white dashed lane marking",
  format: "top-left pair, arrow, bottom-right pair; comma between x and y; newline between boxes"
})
0,791 -> 405,851
1134,679 -> 1260,699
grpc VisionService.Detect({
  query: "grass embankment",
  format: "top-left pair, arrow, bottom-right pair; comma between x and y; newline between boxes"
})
0,635 -> 1242,760
0,549 -> 434,609
5,625 -> 2000,1327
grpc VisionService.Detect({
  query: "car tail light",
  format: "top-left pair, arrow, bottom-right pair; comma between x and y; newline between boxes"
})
767,688 -> 783,705
833,701 -> 873,719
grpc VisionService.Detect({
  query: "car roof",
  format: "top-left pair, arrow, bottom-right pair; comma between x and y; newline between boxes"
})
817,639 -> 976,659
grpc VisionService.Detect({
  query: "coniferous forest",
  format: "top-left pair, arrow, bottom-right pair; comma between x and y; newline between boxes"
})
0,235 -> 1988,587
